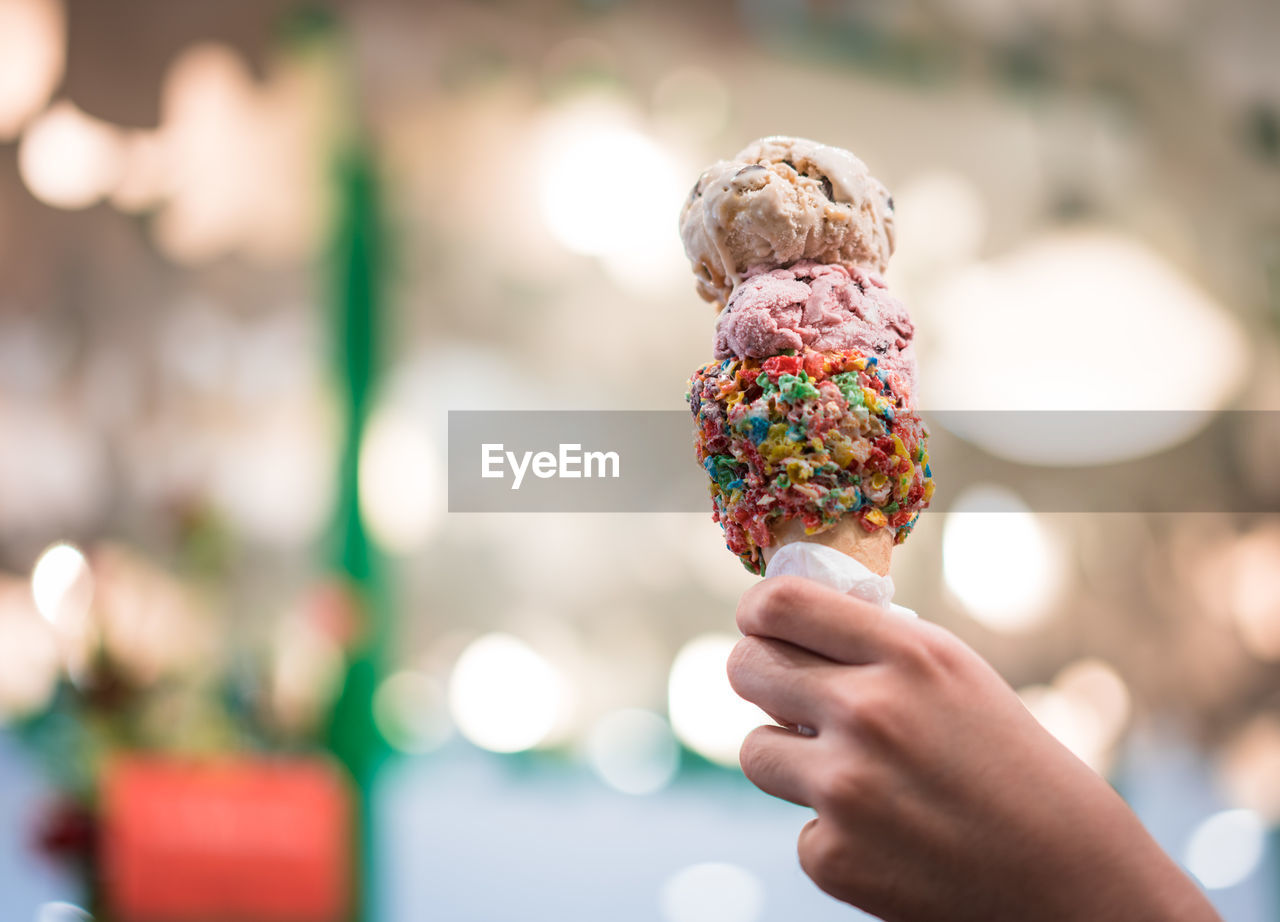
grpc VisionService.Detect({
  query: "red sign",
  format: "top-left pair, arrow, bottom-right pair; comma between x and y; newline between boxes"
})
100,756 -> 353,922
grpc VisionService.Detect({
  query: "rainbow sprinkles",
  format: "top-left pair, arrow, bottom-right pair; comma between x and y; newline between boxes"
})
688,348 -> 933,574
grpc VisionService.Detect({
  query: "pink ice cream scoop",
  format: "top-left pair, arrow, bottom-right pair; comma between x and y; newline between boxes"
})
714,261 -> 917,394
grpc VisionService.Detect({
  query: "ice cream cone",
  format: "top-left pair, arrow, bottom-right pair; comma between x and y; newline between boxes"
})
683,137 -> 931,577
763,517 -> 894,577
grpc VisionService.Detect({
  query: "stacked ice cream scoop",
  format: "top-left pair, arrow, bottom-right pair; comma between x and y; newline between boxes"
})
683,137 -> 933,575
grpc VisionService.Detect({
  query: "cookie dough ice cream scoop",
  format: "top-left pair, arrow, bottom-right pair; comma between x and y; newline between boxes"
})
680,135 -> 896,309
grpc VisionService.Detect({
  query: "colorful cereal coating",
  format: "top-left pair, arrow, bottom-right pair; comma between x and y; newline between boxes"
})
687,349 -> 933,574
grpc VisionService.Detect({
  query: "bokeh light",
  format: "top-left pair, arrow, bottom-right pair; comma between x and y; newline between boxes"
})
1220,715 -> 1280,821
18,100 -> 124,209
150,40 -> 325,264
0,0 -> 64,139
924,229 -> 1248,464
1019,658 -> 1130,773
210,399 -> 338,548
585,708 -> 680,795
153,42 -> 259,262
667,634 -> 769,768
373,670 -> 452,754
1224,527 -> 1280,661
1183,808 -> 1267,890
535,97 -> 687,293
0,402 -> 110,536
0,579 -> 61,722
34,902 -> 92,922
942,485 -> 1064,632
449,633 -> 569,754
91,543 -> 217,688
659,861 -> 764,922
891,169 -> 988,272
30,542 -> 92,627
110,129 -> 171,213
650,67 -> 730,142
359,407 -> 443,554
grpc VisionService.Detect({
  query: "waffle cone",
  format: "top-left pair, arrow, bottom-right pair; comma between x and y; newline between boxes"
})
763,516 -> 893,577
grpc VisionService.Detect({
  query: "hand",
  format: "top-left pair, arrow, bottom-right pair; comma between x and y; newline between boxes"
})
727,576 -> 1222,922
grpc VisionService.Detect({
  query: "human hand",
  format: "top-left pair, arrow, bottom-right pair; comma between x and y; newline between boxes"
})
727,576 -> 1222,922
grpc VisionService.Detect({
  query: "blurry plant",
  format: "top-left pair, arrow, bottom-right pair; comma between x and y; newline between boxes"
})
1,514 -> 362,891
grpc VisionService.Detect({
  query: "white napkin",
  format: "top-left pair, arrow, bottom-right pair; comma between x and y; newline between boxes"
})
764,542 -> 917,619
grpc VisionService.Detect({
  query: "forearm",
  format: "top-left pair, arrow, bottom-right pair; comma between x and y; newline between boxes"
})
1049,800 -> 1220,922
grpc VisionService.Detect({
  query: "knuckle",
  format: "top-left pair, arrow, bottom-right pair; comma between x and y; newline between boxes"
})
743,576 -> 808,634
823,679 -> 902,749
826,679 -> 863,721
798,823 -> 845,891
737,725 -> 774,779
725,636 -> 764,691
855,697 -> 901,747
811,761 -> 865,810
886,622 -> 946,674
903,622 -> 969,677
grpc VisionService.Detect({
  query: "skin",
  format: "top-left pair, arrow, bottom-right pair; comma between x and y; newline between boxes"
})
727,576 -> 1223,922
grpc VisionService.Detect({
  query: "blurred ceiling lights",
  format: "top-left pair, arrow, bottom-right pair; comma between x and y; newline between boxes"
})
0,0 -> 63,140
209,399 -> 338,548
534,95 -> 689,295
91,544 -> 215,687
30,541 -> 92,627
0,400 -> 110,537
923,229 -> 1249,464
11,38 -> 327,264
0,577 -> 61,723
1220,715 -> 1280,822
28,542 -> 96,683
667,633 -> 768,768
659,861 -> 764,922
942,484 -> 1065,632
891,169 -> 989,274
152,42 -> 329,264
18,101 -> 124,209
448,632 -> 569,754
34,902 -> 92,922
650,67 -> 731,144
1183,807 -> 1267,890
1222,526 -> 1280,661
584,707 -> 680,796
373,669 -> 452,754
27,542 -> 94,685
1018,658 -> 1131,774
359,406 -> 443,555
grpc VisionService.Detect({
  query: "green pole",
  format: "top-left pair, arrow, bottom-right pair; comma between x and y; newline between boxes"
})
324,140 -> 391,922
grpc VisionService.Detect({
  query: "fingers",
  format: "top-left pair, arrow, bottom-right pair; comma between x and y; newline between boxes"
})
737,576 -> 904,665
739,724 -> 817,807
727,635 -> 836,731
797,816 -> 853,905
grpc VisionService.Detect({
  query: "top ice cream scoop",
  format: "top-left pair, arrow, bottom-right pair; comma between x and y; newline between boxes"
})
680,136 -> 896,308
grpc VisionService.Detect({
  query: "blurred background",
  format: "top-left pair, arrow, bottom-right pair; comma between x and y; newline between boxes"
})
1,0 -> 1278,920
